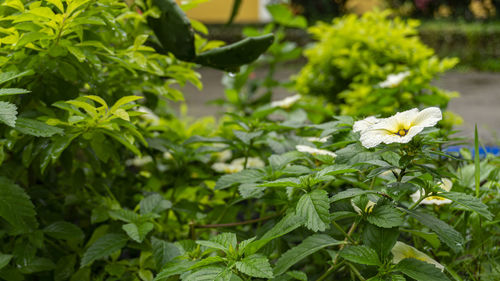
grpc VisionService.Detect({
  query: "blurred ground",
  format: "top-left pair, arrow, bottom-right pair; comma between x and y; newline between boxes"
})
180,67 -> 500,144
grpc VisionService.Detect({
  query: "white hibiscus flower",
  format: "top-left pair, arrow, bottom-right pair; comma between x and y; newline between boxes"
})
392,241 -> 444,271
270,94 -> 301,109
410,178 -> 452,205
296,145 -> 337,157
355,107 -> 442,148
353,116 -> 380,133
378,71 -> 411,88
231,157 -> 265,169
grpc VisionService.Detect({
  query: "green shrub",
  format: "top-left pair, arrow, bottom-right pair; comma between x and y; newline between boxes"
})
295,10 -> 459,117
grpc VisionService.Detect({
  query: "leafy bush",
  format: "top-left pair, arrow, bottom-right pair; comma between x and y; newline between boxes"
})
295,11 -> 459,118
0,1 -> 498,281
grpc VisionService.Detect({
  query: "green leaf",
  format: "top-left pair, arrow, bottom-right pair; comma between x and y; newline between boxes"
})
330,188 -> 377,203
0,101 -> 17,127
367,205 -> 404,228
244,213 -> 305,256
122,222 -> 154,243
140,193 -> 172,215
274,234 -> 343,276
15,117 -> 64,137
189,256 -> 225,270
0,176 -> 37,233
362,224 -> 399,262
339,245 -> 381,266
181,266 -> 228,281
233,130 -> 263,145
0,88 -> 30,96
0,254 -> 12,270
17,257 -> 55,274
401,229 -> 440,249
194,34 -> 275,72
44,221 -> 84,241
403,209 -> 464,253
148,0 -> 196,61
80,233 -> 128,267
317,164 -> 358,177
474,124 -> 480,197
296,189 -> 330,232
215,169 -> 263,190
235,254 -> 273,278
391,275 -> 406,281
266,4 -> 307,28
40,134 -> 80,173
54,255 -> 76,281
439,192 -> 493,220
268,151 -> 304,170
0,70 -> 33,85
395,258 -> 450,281
153,260 -> 196,281
287,270 -> 308,281
151,237 -> 180,270
109,95 -> 143,114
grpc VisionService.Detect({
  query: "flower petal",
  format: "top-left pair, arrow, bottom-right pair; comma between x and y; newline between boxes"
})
353,116 -> 379,132
411,107 -> 442,128
359,129 -> 392,148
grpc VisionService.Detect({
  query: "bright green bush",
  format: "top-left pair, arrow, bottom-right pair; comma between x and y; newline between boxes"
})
295,11 -> 459,117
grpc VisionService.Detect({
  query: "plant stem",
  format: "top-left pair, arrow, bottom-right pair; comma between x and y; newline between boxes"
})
195,213 -> 279,229
316,260 -> 345,281
331,221 -> 355,244
408,190 -> 426,210
333,220 -> 358,265
347,262 -> 366,281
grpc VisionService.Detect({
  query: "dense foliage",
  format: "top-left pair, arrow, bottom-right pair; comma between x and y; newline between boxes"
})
0,1 -> 498,281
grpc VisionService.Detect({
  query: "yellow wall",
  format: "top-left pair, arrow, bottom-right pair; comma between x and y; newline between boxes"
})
180,0 -> 260,23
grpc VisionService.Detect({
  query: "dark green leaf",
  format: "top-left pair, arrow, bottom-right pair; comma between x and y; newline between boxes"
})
140,193 -> 172,215
15,117 -> 64,137
395,258 -> 450,281
44,221 -> 84,241
439,192 -> 493,220
153,261 -> 196,281
152,237 -> 180,270
296,189 -> 330,232
330,188 -> 377,203
80,233 -> 128,267
367,205 -> 404,228
362,224 -> 399,262
215,169 -> 263,190
0,176 -> 38,234
235,254 -> 273,278
340,245 -> 381,265
122,222 -> 154,243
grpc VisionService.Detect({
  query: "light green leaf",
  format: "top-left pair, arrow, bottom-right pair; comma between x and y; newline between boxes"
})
391,275 -> 406,281
403,209 -> 464,253
367,205 -> 404,228
317,164 -> 358,177
109,95 -> 143,113
140,193 -> 172,215
339,245 -> 381,266
189,256 -> 225,270
215,169 -> 263,190
84,95 -> 107,108
330,188 -> 377,203
47,0 -> 64,12
151,237 -> 180,270
233,130 -> 263,145
101,129 -> 141,156
401,229 -> 440,249
0,101 -> 17,127
44,221 -> 84,241
0,88 -> 30,96
395,258 -> 450,281
287,270 -> 308,281
122,222 -> 154,243
235,254 -> 273,278
0,254 -> 12,270
439,192 -> 493,220
0,176 -> 37,233
268,151 -> 304,170
296,189 -> 330,232
66,100 -> 97,117
274,234 -> 343,276
15,117 -> 64,137
153,260 -> 196,281
80,233 -> 128,267
0,70 -> 33,85
244,213 -> 305,256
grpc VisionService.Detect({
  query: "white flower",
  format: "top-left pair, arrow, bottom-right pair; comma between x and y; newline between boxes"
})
353,116 -> 380,133
378,71 -> 411,88
391,241 -> 444,271
306,136 -> 331,143
356,107 -> 442,148
296,145 -> 337,157
410,178 -> 453,205
211,157 -> 264,174
216,149 -> 232,162
126,155 -> 153,166
136,106 -> 160,125
351,200 -> 376,215
270,94 -> 301,109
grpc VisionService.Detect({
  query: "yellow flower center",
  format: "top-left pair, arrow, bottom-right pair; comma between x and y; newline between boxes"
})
395,128 -> 408,136
426,196 -> 447,201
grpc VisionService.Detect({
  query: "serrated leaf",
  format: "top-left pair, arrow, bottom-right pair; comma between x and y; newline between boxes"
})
439,192 -> 493,220
54,255 -> 76,281
235,254 -> 273,278
0,176 -> 37,234
339,245 -> 380,265
17,257 -> 55,274
286,270 -> 308,281
259,178 -> 301,188
268,151 -> 304,170
108,208 -> 140,223
296,189 -> 330,232
140,193 -> 172,215
233,130 -> 263,145
0,88 -> 30,96
274,234 -> 343,276
215,169 -> 263,190
403,209 -> 464,253
0,101 -> 17,127
391,275 -> 406,281
80,233 -> 128,267
15,117 -> 64,137
181,266 -> 226,281
189,256 -> 225,270
395,258 -> 450,281
122,222 -> 154,243
367,205 -> 404,228
401,229 -> 440,249
330,188 -> 377,203
317,164 -> 358,177
151,237 -> 180,270
362,224 -> 399,262
44,221 -> 84,241
153,261 -> 196,281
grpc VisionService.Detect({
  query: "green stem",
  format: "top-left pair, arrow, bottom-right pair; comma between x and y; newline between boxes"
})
316,260 -> 345,281
347,262 -> 366,281
331,221 -> 355,244
408,190 -> 426,210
